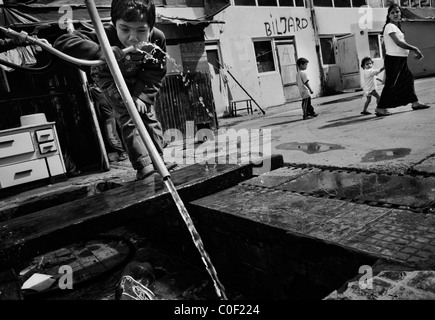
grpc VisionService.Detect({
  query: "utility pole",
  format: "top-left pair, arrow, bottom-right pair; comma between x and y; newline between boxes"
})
307,0 -> 326,96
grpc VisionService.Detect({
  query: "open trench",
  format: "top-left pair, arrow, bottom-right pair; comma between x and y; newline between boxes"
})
1,162 -> 435,300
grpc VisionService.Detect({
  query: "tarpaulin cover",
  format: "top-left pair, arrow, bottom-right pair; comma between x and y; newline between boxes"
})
401,7 -> 435,20
0,1 -> 111,27
0,0 -> 228,28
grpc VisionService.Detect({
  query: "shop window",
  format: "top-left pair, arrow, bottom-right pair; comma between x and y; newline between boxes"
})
253,40 -> 276,73
313,0 -> 333,6
383,0 -> 395,6
421,0 -> 430,6
334,0 -> 352,6
234,0 -> 256,5
258,0 -> 278,5
400,0 -> 410,5
166,45 -> 183,74
368,34 -> 381,59
206,49 -> 220,75
279,0 -> 294,5
320,37 -> 336,65
295,0 -> 305,5
352,0 -> 367,6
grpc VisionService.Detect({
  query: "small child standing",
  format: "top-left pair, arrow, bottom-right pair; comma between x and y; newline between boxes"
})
296,57 -> 318,120
361,56 -> 385,115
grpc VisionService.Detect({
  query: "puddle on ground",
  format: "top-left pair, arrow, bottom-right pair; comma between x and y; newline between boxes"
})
276,142 -> 345,154
361,148 -> 411,162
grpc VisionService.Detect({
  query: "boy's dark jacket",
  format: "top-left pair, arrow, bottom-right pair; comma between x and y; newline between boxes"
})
54,23 -> 166,105
0,38 -> 21,53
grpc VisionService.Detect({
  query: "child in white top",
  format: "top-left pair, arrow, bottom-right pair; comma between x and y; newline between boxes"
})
296,57 -> 318,120
360,57 -> 384,115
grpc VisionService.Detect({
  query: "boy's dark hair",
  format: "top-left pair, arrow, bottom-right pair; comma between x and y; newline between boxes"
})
296,57 -> 309,67
111,0 -> 156,29
361,56 -> 372,69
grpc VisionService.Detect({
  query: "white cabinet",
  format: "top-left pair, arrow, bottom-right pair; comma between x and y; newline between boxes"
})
0,122 -> 66,189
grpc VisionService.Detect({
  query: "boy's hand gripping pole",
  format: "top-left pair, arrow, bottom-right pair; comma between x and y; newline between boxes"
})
84,0 -> 169,179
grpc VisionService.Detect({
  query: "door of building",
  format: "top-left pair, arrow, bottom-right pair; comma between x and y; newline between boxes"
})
336,34 -> 361,90
205,44 -> 229,117
276,41 -> 299,102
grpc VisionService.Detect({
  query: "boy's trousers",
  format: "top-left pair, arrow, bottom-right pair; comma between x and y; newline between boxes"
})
301,97 -> 315,117
103,82 -> 164,170
91,86 -> 126,155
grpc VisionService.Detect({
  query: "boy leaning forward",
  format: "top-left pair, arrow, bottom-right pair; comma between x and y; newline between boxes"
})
54,0 -> 167,180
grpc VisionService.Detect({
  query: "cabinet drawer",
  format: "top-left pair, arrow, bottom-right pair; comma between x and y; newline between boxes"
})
39,141 -> 57,154
0,158 -> 49,188
46,154 -> 66,176
0,132 -> 34,159
35,129 -> 54,143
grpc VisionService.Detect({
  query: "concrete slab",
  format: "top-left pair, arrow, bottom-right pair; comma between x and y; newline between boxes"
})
243,167 -> 435,212
325,270 -> 435,300
189,167 -> 435,299
192,179 -> 435,264
413,157 -> 435,175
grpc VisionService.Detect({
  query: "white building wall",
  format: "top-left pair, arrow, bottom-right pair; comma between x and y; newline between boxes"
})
205,7 -> 320,113
315,7 -> 388,91
315,7 -> 387,35
156,7 -> 206,20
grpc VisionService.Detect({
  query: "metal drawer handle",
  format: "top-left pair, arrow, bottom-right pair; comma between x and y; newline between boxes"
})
15,169 -> 33,176
0,139 -> 14,146
39,134 -> 51,139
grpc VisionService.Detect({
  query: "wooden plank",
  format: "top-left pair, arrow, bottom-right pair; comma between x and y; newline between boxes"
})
0,156 -> 283,270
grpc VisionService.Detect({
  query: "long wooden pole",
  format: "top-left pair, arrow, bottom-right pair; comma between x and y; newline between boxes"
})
79,70 -> 111,171
216,60 -> 265,115
85,0 -> 228,300
84,0 -> 169,178
66,21 -> 110,172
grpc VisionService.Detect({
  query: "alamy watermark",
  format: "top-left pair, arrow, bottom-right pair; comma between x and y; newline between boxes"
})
358,265 -> 373,290
58,265 -> 74,289
58,5 -> 73,30
163,121 -> 272,174
358,6 -> 374,31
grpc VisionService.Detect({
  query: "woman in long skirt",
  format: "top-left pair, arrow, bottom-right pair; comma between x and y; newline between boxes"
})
375,3 -> 430,117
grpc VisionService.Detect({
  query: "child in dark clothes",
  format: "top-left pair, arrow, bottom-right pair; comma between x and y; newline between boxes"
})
54,0 -> 167,180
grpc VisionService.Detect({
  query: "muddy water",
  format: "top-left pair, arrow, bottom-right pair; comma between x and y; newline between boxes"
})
276,142 -> 345,154
21,225 -> 242,301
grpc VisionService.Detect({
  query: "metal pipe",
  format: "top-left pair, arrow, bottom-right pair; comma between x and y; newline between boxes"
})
66,21 -> 110,172
0,26 -> 137,67
78,70 -> 111,172
84,0 -> 169,178
85,0 -> 227,300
